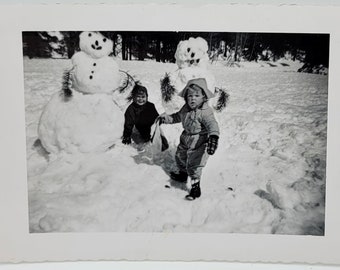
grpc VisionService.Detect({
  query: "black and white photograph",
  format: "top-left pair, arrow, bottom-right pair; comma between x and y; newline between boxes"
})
1,3 -> 340,265
23,30 -> 328,234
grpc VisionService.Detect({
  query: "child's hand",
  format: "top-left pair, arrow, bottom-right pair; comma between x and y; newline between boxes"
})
158,113 -> 172,124
122,137 -> 132,145
157,116 -> 165,125
207,135 -> 219,155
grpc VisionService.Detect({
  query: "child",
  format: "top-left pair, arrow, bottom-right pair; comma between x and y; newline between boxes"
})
160,78 -> 220,200
122,84 -> 159,145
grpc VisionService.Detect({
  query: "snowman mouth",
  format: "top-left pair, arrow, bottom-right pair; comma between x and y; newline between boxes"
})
91,44 -> 102,50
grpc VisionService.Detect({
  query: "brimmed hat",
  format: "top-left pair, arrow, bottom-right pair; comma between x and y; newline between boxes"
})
179,78 -> 214,99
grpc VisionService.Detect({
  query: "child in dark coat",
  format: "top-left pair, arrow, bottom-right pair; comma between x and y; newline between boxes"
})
122,84 -> 159,145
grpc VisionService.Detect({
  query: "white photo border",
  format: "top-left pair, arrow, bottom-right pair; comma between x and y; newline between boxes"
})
0,3 -> 339,264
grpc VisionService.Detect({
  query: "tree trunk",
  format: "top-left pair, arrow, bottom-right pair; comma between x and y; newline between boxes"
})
121,33 -> 127,60
128,36 -> 132,60
234,34 -> 239,62
156,38 -> 161,62
138,35 -> 147,61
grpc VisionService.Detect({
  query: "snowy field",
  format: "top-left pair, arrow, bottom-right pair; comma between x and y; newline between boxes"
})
24,58 -> 327,235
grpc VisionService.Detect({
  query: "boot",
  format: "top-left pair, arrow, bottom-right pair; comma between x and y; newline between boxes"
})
185,182 -> 201,200
170,171 -> 188,183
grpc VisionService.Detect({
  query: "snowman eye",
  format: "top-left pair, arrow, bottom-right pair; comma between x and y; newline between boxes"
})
88,33 -> 92,37
103,38 -> 107,42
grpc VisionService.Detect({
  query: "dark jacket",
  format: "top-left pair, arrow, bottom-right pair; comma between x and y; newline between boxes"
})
123,101 -> 159,141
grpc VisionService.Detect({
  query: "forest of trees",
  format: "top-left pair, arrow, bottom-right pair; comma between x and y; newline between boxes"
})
22,31 -> 330,70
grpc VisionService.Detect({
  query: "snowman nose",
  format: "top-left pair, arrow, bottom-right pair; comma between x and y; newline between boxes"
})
95,40 -> 99,46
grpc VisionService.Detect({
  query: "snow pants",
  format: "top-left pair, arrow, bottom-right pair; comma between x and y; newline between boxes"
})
131,126 -> 151,143
175,131 -> 210,180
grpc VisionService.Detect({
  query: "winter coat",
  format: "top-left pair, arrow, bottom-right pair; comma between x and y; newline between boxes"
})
166,101 -> 220,180
169,102 -> 219,137
123,101 -> 159,141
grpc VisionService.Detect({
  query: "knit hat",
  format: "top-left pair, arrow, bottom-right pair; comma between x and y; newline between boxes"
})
179,78 -> 215,99
127,83 -> 148,102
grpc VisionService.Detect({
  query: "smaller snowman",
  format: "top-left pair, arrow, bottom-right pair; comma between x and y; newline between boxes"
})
38,31 -> 125,155
160,37 -> 228,114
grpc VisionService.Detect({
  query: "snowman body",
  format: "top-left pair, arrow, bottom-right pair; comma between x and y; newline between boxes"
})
38,31 -> 124,154
71,51 -> 120,94
162,37 -> 216,114
38,91 -> 123,154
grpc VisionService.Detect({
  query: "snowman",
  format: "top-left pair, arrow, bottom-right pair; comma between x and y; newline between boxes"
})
38,31 -> 125,154
160,37 -> 227,114
70,31 -> 121,94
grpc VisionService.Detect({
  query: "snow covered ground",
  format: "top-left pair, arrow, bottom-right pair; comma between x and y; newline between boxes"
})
24,58 -> 327,235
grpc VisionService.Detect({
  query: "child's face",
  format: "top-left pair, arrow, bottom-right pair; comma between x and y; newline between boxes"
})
186,86 -> 205,110
134,93 -> 147,106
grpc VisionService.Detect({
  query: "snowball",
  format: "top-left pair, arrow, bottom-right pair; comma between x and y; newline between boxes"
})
38,91 -> 124,154
79,31 -> 113,59
265,181 -> 302,210
39,214 -> 60,232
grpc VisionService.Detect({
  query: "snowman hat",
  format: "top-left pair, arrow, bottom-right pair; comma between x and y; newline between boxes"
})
179,78 -> 215,99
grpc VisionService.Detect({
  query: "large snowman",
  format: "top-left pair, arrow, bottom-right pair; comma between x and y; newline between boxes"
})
160,37 -> 218,114
38,31 -> 124,154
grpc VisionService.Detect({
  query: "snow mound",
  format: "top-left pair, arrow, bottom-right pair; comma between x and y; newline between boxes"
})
38,91 -> 123,154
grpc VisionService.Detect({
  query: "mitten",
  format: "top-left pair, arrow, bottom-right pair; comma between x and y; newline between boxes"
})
207,135 -> 219,155
122,136 -> 132,145
157,116 -> 165,125
158,113 -> 173,124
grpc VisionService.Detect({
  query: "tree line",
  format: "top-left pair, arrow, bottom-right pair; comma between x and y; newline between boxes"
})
22,31 -> 329,67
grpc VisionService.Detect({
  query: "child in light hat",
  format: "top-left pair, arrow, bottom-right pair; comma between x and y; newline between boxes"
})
160,78 -> 220,200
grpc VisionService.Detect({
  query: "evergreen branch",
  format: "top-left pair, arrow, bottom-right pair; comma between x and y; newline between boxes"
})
160,73 -> 176,102
61,69 -> 73,101
214,87 -> 230,112
126,93 -> 134,102
116,70 -> 136,93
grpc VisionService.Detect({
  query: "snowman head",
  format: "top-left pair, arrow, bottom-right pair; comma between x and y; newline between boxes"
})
79,31 -> 113,59
175,37 -> 209,69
